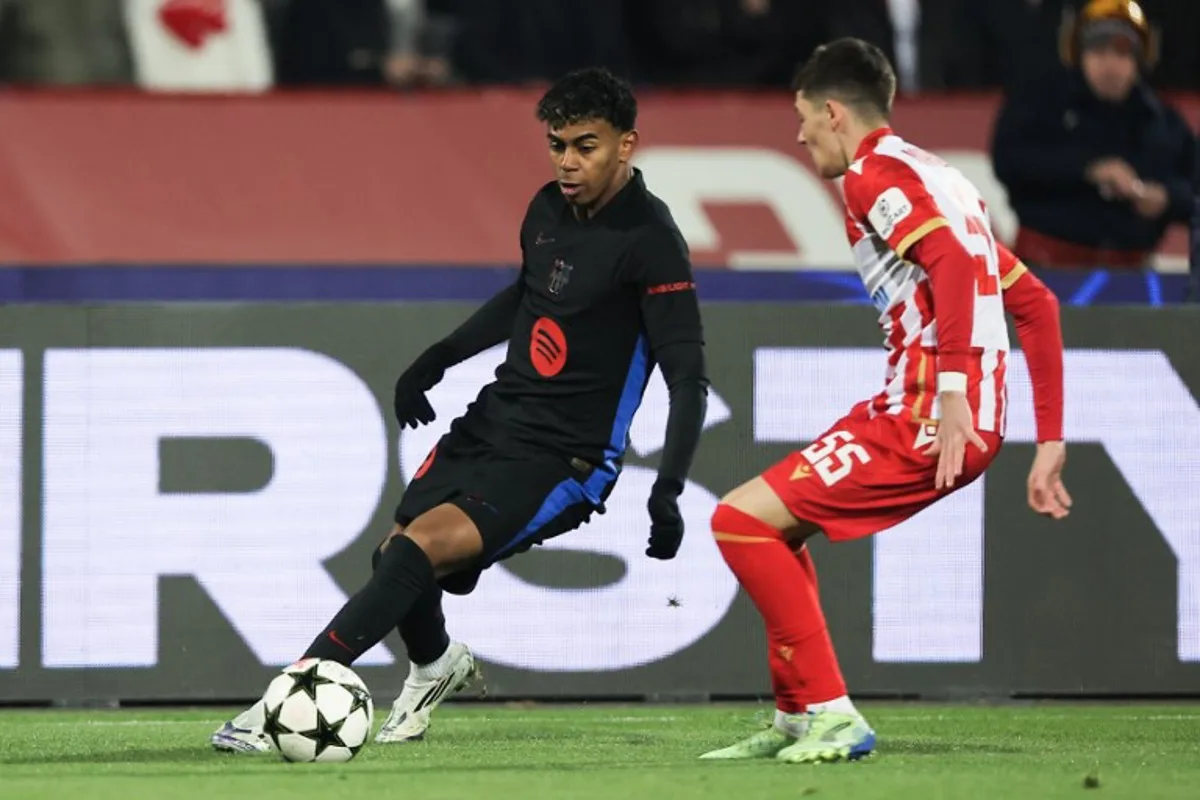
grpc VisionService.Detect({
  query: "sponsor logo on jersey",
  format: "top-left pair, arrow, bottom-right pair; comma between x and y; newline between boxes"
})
868,187 -> 914,240
531,317 -> 568,377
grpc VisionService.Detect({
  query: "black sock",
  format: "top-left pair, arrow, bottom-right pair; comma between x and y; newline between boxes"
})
370,538 -> 450,664
304,536 -> 435,665
399,583 -> 451,666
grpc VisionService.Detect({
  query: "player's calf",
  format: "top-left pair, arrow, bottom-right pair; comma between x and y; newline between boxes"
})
707,481 -> 875,760
709,501 -> 847,704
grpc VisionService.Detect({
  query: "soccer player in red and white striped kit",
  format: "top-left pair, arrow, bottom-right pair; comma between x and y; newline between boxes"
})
701,39 -> 1072,764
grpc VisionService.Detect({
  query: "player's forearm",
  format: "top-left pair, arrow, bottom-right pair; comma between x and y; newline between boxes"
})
1005,273 -> 1065,442
437,279 -> 523,364
654,341 -> 710,491
911,227 -> 976,390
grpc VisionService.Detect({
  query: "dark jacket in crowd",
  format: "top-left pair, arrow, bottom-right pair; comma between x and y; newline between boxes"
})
1191,138 -> 1200,301
453,0 -> 627,84
827,0 -> 958,92
273,0 -> 390,85
992,72 -> 1196,254
946,0 -> 1073,94
625,0 -> 822,87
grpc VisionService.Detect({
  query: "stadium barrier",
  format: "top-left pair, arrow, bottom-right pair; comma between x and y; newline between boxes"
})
1,303 -> 1198,704
0,90 -> 1195,271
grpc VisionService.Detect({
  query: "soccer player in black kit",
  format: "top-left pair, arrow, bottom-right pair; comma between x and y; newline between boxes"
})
212,67 -> 709,752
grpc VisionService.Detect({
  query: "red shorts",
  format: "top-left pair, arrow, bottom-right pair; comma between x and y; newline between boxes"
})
761,405 -> 1002,541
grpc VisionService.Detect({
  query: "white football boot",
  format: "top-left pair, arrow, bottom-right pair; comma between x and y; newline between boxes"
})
210,698 -> 271,753
375,641 -> 478,743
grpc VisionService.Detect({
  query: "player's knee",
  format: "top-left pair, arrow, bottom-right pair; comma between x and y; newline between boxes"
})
711,492 -> 765,533
373,524 -> 406,570
710,502 -> 784,545
711,488 -> 819,546
718,477 -> 760,510
716,476 -> 808,535
710,502 -> 737,533
403,506 -> 484,574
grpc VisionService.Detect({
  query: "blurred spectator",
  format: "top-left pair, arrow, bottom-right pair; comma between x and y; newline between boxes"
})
273,0 -> 450,88
381,0 -> 454,88
624,0 -> 823,88
454,0 -> 627,85
947,0 -> 1075,94
271,0 -> 386,86
827,0 -> 958,93
0,0 -> 133,85
991,0 -> 1196,270
1191,139 -> 1200,302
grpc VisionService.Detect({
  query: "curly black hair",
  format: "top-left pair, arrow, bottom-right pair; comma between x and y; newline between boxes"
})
535,67 -> 638,132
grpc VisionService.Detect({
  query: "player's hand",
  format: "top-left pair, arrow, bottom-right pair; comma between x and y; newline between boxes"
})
393,345 -> 450,429
926,391 -> 988,491
1028,441 -> 1072,519
646,478 -> 684,560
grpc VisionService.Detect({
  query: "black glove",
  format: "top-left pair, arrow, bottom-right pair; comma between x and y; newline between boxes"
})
646,477 -> 684,560
393,344 -> 452,429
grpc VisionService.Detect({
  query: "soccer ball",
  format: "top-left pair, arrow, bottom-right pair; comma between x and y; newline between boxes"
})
262,658 -> 374,763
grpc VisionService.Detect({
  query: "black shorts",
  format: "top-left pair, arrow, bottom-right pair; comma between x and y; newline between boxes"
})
394,426 -> 618,595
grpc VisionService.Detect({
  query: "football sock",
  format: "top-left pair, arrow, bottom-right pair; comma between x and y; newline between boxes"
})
767,629 -> 806,713
304,536 -> 436,665
371,536 -> 451,666
773,708 -> 808,738
399,583 -> 451,668
410,640 -> 458,682
711,504 -> 847,710
808,695 -> 862,719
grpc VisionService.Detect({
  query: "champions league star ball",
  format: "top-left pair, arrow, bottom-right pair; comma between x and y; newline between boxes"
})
262,658 -> 374,763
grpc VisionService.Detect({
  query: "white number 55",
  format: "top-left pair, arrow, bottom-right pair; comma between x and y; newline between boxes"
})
801,431 -> 872,486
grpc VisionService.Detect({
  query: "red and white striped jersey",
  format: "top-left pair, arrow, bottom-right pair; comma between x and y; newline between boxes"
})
841,128 -> 1012,434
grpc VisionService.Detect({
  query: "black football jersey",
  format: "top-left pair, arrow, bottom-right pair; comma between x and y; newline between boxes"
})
454,170 -> 704,467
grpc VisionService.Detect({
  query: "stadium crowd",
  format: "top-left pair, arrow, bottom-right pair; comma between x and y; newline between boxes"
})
1,0 -> 1199,92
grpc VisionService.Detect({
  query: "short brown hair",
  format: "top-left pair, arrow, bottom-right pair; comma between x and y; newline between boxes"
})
792,38 -> 897,120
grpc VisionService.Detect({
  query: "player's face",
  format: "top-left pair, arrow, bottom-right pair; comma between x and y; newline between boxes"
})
1081,43 -> 1139,102
547,120 -> 638,209
794,93 -> 847,179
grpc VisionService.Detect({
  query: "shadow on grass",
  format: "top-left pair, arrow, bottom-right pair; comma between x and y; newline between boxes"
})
886,738 -> 1025,755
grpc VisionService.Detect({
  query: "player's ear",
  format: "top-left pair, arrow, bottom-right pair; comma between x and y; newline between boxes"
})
827,99 -> 855,134
619,129 -> 639,163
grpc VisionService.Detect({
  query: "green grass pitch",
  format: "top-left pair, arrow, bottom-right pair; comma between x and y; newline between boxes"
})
1,703 -> 1197,799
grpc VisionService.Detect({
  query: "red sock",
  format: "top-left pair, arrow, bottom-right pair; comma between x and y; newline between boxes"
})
712,504 -> 847,710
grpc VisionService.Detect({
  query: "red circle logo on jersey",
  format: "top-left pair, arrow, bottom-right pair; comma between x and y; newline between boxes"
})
531,317 -> 568,377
